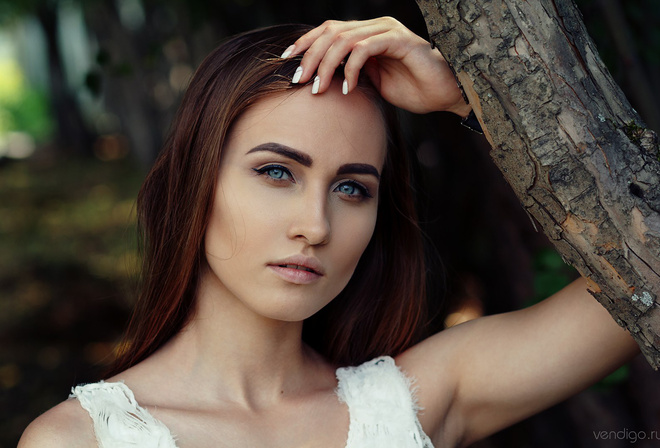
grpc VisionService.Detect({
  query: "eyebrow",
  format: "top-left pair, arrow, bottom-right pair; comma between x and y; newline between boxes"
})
246,142 -> 380,180
246,143 -> 312,167
337,163 -> 380,180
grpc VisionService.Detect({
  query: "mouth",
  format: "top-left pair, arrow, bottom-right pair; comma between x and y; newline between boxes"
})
268,257 -> 324,285
278,264 -> 320,275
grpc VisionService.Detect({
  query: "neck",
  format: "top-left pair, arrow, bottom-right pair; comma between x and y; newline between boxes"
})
145,265 -> 331,410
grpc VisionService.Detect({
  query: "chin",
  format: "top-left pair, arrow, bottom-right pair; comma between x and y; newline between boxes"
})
251,294 -> 334,323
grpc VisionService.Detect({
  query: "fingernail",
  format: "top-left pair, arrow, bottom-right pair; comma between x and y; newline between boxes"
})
342,79 -> 348,95
312,76 -> 320,94
292,66 -> 303,84
281,45 -> 295,59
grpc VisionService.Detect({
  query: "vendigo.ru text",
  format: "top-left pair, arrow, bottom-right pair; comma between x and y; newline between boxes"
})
593,429 -> 660,443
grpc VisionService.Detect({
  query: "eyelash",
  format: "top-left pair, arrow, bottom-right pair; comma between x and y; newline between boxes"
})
252,164 -> 372,199
253,164 -> 293,182
335,180 -> 372,199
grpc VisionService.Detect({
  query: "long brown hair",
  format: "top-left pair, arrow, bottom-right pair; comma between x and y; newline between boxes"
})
108,24 -> 427,375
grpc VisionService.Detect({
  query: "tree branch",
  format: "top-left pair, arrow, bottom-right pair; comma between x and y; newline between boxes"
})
415,0 -> 660,368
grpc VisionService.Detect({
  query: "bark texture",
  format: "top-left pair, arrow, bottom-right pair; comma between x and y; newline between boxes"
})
415,0 -> 660,367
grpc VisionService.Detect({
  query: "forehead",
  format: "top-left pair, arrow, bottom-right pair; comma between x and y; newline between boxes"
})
226,82 -> 387,167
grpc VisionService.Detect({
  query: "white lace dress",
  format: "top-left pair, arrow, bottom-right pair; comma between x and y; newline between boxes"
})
70,356 -> 434,448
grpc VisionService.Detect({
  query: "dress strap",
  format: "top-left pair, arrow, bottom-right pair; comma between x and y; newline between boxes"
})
336,356 -> 434,448
70,381 -> 178,448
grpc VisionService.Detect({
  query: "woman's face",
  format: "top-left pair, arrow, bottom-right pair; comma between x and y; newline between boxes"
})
202,80 -> 387,322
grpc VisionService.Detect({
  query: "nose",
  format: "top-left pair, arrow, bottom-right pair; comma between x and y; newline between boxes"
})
287,190 -> 331,246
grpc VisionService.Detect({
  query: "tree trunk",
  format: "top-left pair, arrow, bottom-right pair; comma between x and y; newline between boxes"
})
414,0 -> 660,367
36,3 -> 94,156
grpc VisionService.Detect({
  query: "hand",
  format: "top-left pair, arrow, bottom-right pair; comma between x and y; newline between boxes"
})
282,17 -> 472,116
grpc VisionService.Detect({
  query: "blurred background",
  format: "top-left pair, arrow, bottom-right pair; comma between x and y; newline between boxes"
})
1,0 -> 659,446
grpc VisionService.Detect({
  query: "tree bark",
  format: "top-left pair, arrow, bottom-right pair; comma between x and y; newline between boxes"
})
415,0 -> 660,367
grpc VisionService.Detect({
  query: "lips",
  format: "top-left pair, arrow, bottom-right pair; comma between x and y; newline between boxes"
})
278,264 -> 319,274
268,255 -> 324,285
269,255 -> 324,275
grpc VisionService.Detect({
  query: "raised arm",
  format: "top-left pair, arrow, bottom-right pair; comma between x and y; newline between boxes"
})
397,277 -> 638,446
285,18 -> 640,447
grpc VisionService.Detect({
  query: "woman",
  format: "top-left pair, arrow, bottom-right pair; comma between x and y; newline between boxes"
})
19,17 -> 638,447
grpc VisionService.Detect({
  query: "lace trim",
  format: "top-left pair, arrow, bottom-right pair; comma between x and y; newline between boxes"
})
71,356 -> 433,448
70,381 -> 178,448
336,356 -> 434,448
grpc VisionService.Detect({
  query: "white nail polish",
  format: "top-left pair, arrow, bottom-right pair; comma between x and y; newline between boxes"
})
342,79 -> 348,95
312,76 -> 320,94
281,45 -> 295,59
292,66 -> 303,84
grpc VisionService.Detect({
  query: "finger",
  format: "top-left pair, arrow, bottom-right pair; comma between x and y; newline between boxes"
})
284,17 -> 385,58
342,32 -> 399,95
362,58 -> 381,92
294,22 -> 382,86
282,22 -> 331,58
312,24 -> 390,93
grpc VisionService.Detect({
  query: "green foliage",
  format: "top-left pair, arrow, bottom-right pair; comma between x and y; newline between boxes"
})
0,88 -> 54,141
528,248 -> 576,307
0,60 -> 54,142
591,364 -> 631,391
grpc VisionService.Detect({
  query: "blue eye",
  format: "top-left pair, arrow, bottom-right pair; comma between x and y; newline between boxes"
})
334,181 -> 371,199
266,167 -> 286,179
338,184 -> 357,195
254,165 -> 293,181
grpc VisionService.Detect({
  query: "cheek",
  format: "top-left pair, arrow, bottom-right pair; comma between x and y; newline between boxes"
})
331,205 -> 379,279
206,182 -> 287,263
205,188 -> 238,261
205,188 -> 248,261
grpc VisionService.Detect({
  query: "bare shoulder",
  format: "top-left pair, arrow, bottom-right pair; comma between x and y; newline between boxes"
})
18,398 -> 96,448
